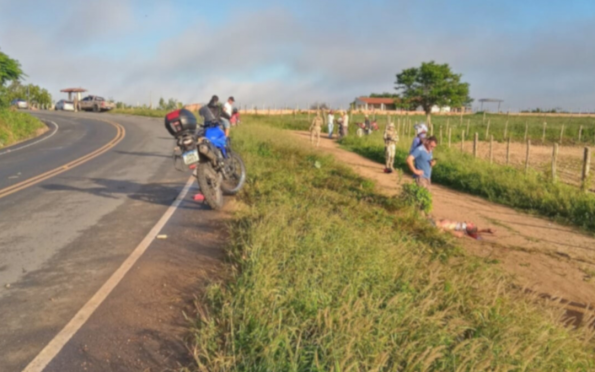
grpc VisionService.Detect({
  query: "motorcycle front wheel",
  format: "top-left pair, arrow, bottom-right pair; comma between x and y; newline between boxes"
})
196,161 -> 224,210
220,151 -> 246,195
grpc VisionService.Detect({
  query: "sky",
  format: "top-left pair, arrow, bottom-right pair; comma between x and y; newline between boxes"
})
1,0 -> 595,111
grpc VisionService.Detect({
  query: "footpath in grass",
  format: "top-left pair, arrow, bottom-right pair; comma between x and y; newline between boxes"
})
186,123 -> 594,371
0,109 -> 45,148
339,131 -> 595,233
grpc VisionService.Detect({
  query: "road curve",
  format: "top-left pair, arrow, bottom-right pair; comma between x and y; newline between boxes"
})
0,111 -> 190,371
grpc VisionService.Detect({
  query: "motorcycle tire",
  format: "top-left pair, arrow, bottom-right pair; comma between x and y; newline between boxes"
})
220,151 -> 246,195
196,161 -> 224,210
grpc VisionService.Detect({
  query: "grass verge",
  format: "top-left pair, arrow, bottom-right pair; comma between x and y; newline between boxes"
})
186,123 -> 594,371
0,109 -> 45,148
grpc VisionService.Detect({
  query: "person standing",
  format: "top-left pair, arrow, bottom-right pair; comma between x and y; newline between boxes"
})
310,111 -> 323,147
342,111 -> 349,137
364,115 -> 371,135
222,96 -> 235,137
406,136 -> 437,190
409,123 -> 428,154
383,122 -> 398,173
327,111 -> 335,138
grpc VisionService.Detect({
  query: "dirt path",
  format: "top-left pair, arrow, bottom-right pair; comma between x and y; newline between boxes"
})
294,131 -> 595,311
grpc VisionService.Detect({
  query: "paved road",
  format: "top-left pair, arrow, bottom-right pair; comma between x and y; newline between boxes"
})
0,111 -> 191,371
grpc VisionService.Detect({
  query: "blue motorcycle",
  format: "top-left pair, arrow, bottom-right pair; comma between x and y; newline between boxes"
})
165,109 -> 246,210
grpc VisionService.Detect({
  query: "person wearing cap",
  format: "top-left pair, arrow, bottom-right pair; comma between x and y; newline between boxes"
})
222,96 -> 235,137
431,218 -> 495,240
383,122 -> 398,173
409,123 -> 428,154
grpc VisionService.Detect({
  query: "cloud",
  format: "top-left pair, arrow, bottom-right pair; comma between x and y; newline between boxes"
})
1,0 -> 595,111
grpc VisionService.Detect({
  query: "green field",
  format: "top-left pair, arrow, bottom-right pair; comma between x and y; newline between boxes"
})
186,123 -> 594,371
0,109 -> 45,148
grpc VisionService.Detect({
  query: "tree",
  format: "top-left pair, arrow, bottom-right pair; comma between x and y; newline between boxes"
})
0,50 -> 24,86
4,81 -> 52,108
0,50 -> 25,108
395,61 -> 471,127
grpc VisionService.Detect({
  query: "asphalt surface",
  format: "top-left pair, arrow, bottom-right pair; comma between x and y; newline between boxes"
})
0,111 -> 192,371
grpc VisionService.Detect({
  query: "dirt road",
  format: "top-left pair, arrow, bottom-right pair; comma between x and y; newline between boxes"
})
294,131 -> 595,313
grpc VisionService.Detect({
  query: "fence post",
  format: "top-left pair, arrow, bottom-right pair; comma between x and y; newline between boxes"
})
439,125 -> 443,144
461,130 -> 465,152
489,135 -> 494,164
525,139 -> 531,174
482,111 -> 486,124
485,120 -> 490,140
473,132 -> 478,157
542,122 -> 547,143
524,121 -> 528,142
504,119 -> 509,139
551,143 -> 558,183
560,124 -> 565,143
582,147 -> 591,192
466,119 -> 470,134
506,137 -> 511,165
448,127 -> 452,148
579,125 -> 583,143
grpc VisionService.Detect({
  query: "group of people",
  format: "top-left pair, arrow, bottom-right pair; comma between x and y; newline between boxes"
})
201,95 -> 240,137
309,110 -> 350,147
383,121 -> 437,193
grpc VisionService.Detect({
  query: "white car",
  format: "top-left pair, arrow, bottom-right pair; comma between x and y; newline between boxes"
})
55,100 -> 75,111
11,99 -> 28,109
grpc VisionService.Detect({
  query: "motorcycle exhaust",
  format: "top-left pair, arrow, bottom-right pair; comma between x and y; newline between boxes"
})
198,143 -> 218,164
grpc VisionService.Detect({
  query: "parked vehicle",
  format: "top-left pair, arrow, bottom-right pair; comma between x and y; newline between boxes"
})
165,108 -> 246,210
55,100 -> 75,111
10,99 -> 28,109
77,95 -> 115,112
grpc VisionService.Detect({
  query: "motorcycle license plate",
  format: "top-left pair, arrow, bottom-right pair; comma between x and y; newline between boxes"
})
182,150 -> 199,165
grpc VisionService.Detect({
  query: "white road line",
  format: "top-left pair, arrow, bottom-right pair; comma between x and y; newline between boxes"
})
22,175 -> 195,372
0,121 -> 59,157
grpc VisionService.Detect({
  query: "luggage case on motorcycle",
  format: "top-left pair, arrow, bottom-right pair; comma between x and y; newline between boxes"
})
165,108 -> 198,137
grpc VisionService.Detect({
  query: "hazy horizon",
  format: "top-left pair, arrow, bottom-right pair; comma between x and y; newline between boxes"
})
1,0 -> 594,112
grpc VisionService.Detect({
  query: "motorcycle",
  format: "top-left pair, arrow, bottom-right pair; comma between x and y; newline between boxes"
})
166,108 -> 246,210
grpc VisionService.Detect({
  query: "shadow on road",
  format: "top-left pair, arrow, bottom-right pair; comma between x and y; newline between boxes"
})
42,178 -> 206,210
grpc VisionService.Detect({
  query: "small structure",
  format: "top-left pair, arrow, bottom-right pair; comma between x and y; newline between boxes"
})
431,105 -> 451,113
478,98 -> 504,112
354,97 -> 397,111
60,88 -> 87,101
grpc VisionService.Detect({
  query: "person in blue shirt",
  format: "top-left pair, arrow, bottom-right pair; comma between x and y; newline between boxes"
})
409,123 -> 428,154
406,135 -> 437,190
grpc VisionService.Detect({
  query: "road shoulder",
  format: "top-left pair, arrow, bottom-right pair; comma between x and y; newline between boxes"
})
43,190 -> 233,372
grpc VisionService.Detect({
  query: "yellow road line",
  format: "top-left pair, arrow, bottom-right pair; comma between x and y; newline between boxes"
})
0,120 -> 125,200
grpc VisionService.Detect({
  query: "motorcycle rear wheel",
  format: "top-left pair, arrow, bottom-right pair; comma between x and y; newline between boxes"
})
196,161 -> 224,210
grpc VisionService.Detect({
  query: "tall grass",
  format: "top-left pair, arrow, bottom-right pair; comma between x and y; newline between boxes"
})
186,123 -> 594,371
0,109 -> 45,147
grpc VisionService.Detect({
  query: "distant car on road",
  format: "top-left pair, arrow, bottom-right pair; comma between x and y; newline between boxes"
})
55,100 -> 75,111
77,95 -> 115,112
10,99 -> 28,109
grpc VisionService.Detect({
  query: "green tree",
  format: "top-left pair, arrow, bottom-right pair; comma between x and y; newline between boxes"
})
0,50 -> 26,108
5,81 -> 52,108
395,61 -> 471,127
0,50 -> 24,86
